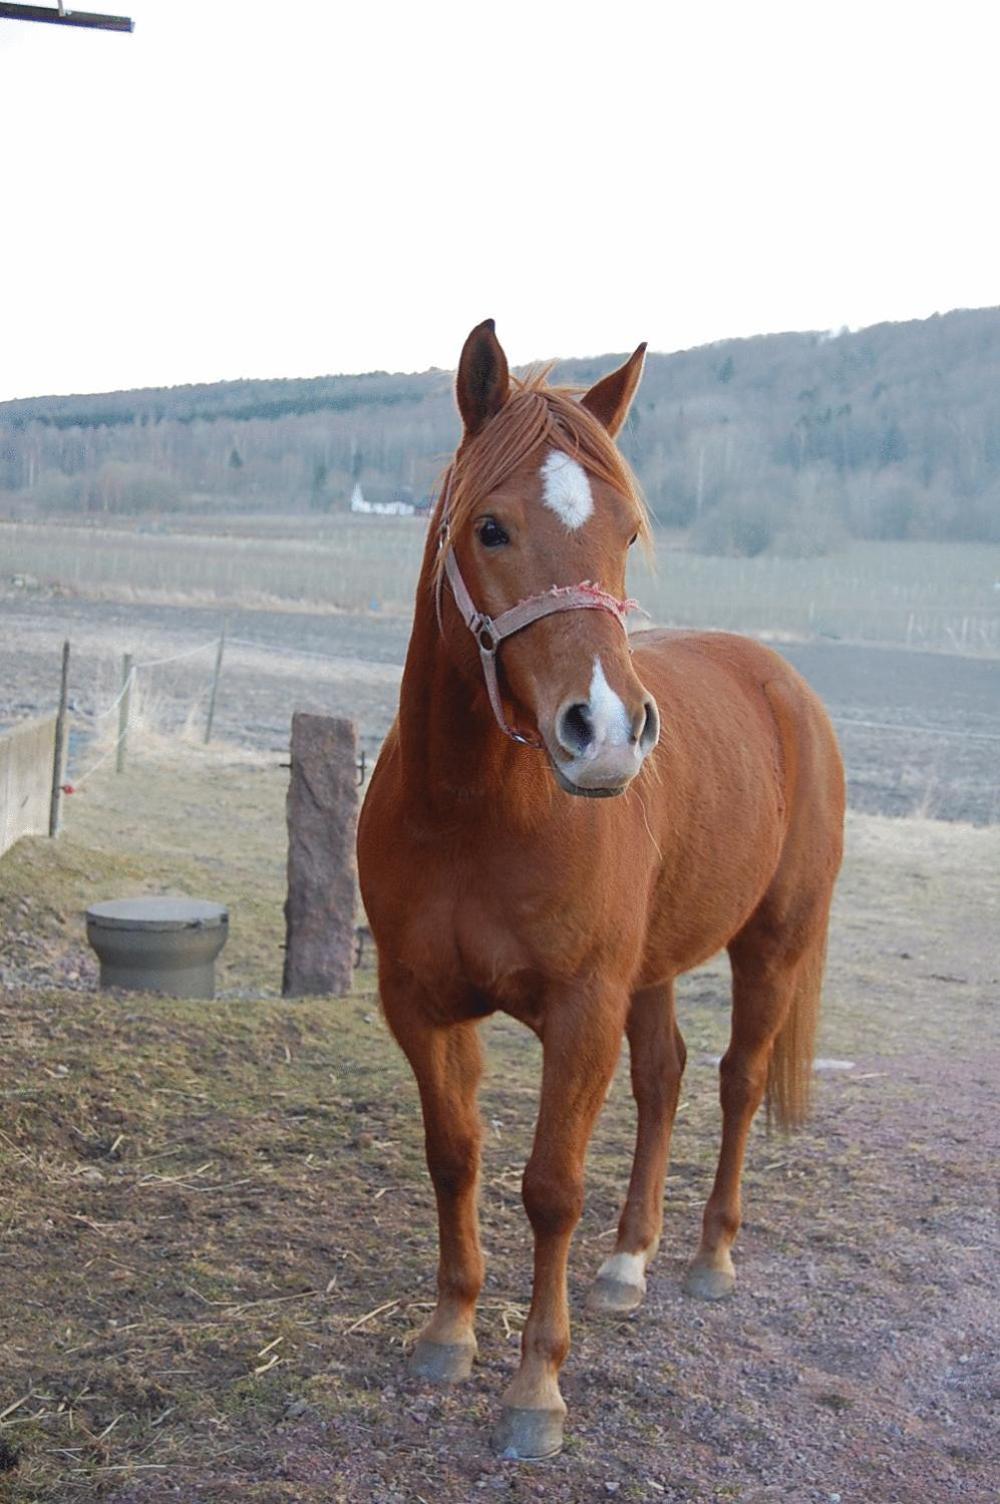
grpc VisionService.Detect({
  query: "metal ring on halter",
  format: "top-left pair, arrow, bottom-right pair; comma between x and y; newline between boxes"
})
474,617 -> 500,654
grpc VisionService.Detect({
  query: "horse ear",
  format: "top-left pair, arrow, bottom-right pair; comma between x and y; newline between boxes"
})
580,343 -> 647,436
456,319 -> 510,436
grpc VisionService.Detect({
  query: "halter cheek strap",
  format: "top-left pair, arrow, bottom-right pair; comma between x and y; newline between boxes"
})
437,526 -> 640,749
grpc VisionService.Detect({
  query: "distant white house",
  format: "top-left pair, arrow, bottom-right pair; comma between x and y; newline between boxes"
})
350,482 -> 415,518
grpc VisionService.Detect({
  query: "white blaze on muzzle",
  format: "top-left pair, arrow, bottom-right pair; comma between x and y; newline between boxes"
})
586,657 -> 632,749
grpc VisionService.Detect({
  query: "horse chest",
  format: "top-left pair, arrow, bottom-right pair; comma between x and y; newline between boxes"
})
375,834 -> 628,1005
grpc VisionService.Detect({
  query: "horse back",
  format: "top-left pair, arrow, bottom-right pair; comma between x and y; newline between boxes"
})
632,628 -> 842,814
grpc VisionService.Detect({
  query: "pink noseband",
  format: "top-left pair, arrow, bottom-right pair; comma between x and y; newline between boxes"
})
436,520 -> 639,750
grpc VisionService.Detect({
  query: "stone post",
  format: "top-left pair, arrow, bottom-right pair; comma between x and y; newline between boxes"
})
282,713 -> 358,997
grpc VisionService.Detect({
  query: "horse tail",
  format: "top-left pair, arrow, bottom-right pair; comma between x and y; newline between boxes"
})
759,669 -> 843,1131
766,933 -> 828,1131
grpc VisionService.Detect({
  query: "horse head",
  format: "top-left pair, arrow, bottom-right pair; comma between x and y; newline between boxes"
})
438,319 -> 660,796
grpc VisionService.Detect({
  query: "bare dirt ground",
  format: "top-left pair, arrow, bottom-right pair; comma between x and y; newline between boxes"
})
2,590 -> 999,823
1,745 -> 997,1503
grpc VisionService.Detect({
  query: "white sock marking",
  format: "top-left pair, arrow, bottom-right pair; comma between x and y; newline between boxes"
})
540,448 -> 594,529
597,1251 -> 648,1290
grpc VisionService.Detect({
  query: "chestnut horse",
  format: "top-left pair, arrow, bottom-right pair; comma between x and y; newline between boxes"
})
357,320 -> 845,1459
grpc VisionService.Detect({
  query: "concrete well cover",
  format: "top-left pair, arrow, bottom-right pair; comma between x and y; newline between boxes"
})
86,898 -> 228,931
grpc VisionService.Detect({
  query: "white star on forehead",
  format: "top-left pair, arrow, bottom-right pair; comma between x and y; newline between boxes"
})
540,449 -> 594,529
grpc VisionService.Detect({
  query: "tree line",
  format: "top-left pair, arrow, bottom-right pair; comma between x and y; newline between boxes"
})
2,306 -> 998,553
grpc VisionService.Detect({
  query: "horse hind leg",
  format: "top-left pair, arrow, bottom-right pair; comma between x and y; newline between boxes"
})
685,906 -> 831,1301
588,980 -> 686,1316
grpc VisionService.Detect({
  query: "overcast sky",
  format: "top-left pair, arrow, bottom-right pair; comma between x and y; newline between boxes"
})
2,0 -> 997,400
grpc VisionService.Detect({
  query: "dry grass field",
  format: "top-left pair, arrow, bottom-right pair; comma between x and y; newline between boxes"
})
0,742 -> 997,1503
4,519 -> 1000,654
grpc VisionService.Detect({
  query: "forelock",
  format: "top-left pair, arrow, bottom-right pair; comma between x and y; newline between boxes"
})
433,372 -> 650,577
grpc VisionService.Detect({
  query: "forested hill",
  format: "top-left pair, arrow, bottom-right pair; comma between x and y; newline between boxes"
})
3,306 -> 998,553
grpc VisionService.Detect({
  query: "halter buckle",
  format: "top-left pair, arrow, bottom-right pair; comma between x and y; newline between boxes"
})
473,615 -> 500,655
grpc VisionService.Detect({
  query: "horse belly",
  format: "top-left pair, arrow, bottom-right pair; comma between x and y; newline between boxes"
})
640,840 -> 780,982
636,706 -> 788,979
631,631 -> 842,974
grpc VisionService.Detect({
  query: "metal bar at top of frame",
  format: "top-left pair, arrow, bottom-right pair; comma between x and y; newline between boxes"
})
0,4 -> 134,31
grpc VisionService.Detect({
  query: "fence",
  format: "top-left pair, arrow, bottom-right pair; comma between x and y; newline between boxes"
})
0,714 -> 59,857
11,618 -> 999,834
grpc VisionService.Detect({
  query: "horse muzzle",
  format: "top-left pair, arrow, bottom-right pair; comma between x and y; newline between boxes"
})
547,680 -> 660,797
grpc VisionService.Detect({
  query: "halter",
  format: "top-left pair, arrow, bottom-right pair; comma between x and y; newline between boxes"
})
435,485 -> 640,749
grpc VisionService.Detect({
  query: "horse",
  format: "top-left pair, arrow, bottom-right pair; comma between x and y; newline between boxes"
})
356,320 -> 845,1460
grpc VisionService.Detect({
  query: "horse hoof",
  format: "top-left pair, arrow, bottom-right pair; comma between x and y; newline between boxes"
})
586,1275 -> 645,1316
683,1260 -> 736,1301
493,1405 -> 565,1461
409,1337 -> 476,1383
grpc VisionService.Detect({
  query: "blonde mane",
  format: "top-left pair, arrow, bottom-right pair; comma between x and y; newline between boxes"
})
433,369 -> 651,578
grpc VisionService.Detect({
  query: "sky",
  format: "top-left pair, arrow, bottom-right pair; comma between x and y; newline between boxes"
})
1,0 -> 998,400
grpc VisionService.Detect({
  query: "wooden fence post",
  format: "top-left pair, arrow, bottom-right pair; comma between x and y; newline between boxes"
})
204,623 -> 226,744
49,639 -> 70,836
116,652 -> 132,773
282,713 -> 358,997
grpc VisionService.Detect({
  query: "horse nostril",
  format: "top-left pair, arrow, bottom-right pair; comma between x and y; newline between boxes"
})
633,696 -> 660,754
558,702 -> 593,756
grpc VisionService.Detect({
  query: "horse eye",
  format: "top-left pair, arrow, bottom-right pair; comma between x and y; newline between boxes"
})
628,532 -> 639,547
477,517 -> 510,548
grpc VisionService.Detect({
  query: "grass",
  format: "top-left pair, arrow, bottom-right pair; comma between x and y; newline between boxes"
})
1,516 -> 424,617
0,745 -> 730,1499
631,537 -> 1000,653
3,516 -> 999,654
0,745 -> 997,1499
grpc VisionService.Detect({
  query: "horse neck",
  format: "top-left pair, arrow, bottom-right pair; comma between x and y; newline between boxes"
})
396,550 -> 545,822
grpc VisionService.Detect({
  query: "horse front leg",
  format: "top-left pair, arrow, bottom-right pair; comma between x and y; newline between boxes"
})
386,990 -> 485,1383
495,983 -> 627,1461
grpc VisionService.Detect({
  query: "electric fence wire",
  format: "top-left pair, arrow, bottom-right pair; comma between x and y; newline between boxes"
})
66,632 -> 1000,798
70,636 -> 223,787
